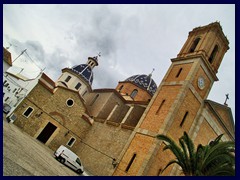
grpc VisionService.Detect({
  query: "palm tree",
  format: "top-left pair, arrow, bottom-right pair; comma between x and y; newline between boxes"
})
156,132 -> 235,176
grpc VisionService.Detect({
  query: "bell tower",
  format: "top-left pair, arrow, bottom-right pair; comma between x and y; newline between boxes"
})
113,22 -> 229,176
177,22 -> 229,74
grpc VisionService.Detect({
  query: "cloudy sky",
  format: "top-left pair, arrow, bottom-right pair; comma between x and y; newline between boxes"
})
3,4 -> 235,120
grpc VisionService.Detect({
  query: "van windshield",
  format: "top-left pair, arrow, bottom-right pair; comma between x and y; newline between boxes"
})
76,158 -> 81,166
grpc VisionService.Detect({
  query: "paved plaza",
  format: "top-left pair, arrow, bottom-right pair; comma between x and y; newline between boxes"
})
3,118 -> 90,176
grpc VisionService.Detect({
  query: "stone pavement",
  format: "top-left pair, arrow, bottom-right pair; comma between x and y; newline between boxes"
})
3,118 -> 90,176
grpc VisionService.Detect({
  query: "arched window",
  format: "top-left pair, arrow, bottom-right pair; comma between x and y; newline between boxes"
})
209,45 -> 218,64
130,89 -> 138,99
189,38 -> 201,53
176,68 -> 183,78
125,153 -> 137,172
75,82 -> 82,90
65,75 -> 71,82
156,99 -> 166,115
180,111 -> 189,127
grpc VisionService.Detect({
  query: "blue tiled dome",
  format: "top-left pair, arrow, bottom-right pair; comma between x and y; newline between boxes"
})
125,74 -> 157,96
71,64 -> 93,85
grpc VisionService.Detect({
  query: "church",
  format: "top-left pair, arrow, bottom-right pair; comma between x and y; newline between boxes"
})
9,22 -> 235,176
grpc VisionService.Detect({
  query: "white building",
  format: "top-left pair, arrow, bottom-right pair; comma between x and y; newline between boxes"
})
3,47 -> 42,119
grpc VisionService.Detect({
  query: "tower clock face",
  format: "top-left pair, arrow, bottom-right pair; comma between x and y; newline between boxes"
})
198,76 -> 205,90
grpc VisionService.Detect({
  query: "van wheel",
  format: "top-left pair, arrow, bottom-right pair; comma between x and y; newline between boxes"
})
77,169 -> 83,174
60,158 -> 65,164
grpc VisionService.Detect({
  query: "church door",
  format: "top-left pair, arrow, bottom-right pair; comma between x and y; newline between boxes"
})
37,122 -> 57,144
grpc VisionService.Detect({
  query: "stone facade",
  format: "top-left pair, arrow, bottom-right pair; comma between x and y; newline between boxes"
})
77,121 -> 133,176
116,82 -> 152,102
13,75 -> 93,154
12,69 -> 151,176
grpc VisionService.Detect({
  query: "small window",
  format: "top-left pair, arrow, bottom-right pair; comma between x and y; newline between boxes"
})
119,85 -> 124,92
180,111 -> 189,127
65,76 -> 71,82
66,99 -> 74,107
130,89 -> 138,99
4,97 -> 9,102
82,90 -> 87,97
13,88 -> 17,93
156,100 -> 165,115
176,68 -> 183,78
209,45 -> 218,64
17,88 -> 21,93
23,107 -> 34,118
189,38 -> 200,53
90,94 -> 99,106
67,137 -> 76,147
75,82 -> 82,90
125,153 -> 136,172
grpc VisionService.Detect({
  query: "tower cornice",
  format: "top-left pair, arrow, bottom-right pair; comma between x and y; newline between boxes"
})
190,22 -> 229,48
171,54 -> 219,81
88,56 -> 99,66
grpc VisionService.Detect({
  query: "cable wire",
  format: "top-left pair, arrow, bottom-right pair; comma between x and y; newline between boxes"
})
25,97 -> 115,160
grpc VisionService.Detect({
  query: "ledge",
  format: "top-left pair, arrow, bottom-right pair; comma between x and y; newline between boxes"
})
94,118 -> 106,123
121,124 -> 135,130
106,121 -> 120,127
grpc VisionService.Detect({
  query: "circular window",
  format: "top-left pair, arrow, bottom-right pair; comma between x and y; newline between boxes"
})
66,98 -> 74,107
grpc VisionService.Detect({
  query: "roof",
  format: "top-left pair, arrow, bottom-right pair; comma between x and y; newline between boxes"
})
204,99 -> 235,140
93,88 -> 149,105
41,73 -> 56,87
124,74 -> 157,96
3,47 -> 12,66
37,74 -> 92,120
191,21 -> 229,48
71,64 -> 94,85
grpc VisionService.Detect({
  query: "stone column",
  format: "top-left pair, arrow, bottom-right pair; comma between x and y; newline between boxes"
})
106,103 -> 119,121
121,106 -> 134,124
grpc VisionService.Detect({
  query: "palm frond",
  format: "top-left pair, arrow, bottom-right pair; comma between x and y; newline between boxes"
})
156,132 -> 235,176
160,160 -> 180,174
157,134 -> 187,173
182,131 -> 196,174
209,134 -> 223,147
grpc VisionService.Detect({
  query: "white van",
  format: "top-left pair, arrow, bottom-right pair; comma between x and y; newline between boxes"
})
54,145 -> 84,174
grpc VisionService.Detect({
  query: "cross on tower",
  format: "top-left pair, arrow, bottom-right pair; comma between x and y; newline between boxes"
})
224,93 -> 229,106
93,52 -> 101,61
148,68 -> 155,78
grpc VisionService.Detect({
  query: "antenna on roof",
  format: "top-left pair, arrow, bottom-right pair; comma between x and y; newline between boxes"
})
12,49 -> 27,63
